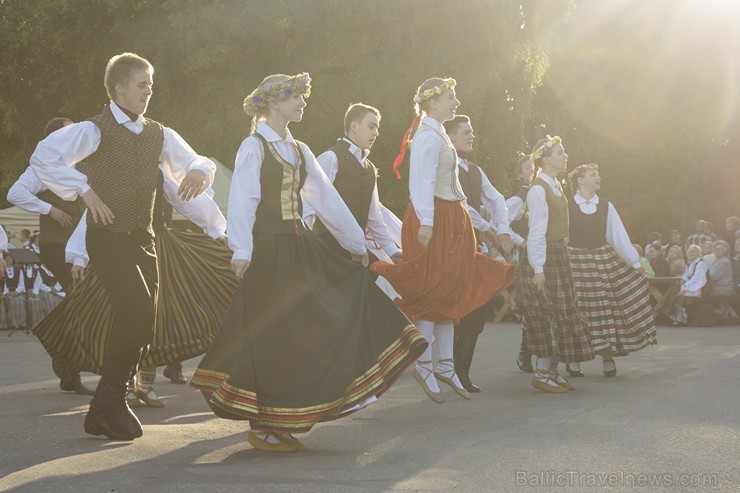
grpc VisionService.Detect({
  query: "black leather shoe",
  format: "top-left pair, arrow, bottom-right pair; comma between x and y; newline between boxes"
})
462,381 -> 482,393
516,353 -> 534,373
163,363 -> 186,384
84,398 -> 143,440
60,374 -> 96,395
566,363 -> 585,377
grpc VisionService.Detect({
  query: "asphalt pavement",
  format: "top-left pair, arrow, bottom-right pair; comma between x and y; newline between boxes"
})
1,322 -> 738,492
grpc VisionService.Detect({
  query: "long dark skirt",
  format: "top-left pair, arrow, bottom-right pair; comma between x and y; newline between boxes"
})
191,232 -> 427,434
518,239 -> 593,363
32,229 -> 237,373
569,245 -> 657,356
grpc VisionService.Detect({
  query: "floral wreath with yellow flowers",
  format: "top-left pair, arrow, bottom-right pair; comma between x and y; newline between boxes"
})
243,73 -> 312,116
530,135 -> 562,162
413,78 -> 456,103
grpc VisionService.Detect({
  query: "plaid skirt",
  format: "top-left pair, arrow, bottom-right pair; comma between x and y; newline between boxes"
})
518,240 -> 593,363
569,245 -> 657,356
32,228 -> 239,373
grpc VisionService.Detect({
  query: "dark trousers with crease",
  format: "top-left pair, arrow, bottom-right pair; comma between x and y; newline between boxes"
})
39,242 -> 72,291
87,228 -> 158,384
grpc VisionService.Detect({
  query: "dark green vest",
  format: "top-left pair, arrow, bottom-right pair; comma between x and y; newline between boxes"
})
252,133 -> 310,236
86,106 -> 163,235
532,175 -> 568,241
313,139 -> 376,236
457,161 -> 483,213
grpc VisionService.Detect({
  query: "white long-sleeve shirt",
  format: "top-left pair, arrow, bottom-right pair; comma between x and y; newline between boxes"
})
228,122 -> 366,262
7,167 -> 55,215
573,193 -> 640,269
66,177 -> 227,268
526,172 -> 562,273
505,193 -> 527,246
29,101 -> 215,201
681,258 -> 709,296
458,158 -> 510,236
312,138 -> 400,258
409,116 -> 452,227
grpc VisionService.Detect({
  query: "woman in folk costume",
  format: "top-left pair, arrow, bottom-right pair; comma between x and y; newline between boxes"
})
3,253 -> 27,329
33,169 -> 236,406
370,78 -> 514,403
518,136 -> 593,393
190,73 -> 427,453
565,164 -> 656,378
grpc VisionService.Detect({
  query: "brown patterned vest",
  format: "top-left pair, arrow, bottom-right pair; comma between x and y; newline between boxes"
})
313,139 -> 376,236
37,163 -> 86,245
86,106 -> 164,235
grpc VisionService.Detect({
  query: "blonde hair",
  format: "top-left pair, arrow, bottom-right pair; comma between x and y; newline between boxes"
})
568,163 -> 599,193
104,53 -> 153,100
414,77 -> 449,116
250,74 -> 290,133
686,244 -> 703,258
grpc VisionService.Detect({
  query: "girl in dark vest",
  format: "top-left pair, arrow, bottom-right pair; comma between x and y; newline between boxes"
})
566,164 -> 656,377
518,136 -> 593,393
191,73 -> 427,453
507,155 -> 536,373
3,253 -> 26,329
371,78 -> 514,403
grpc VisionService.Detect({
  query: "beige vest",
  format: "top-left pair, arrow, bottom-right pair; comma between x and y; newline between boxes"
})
414,124 -> 466,201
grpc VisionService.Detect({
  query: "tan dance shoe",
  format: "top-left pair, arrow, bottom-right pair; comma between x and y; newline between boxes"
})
532,370 -> 570,393
412,362 -> 445,404
550,371 -> 575,391
247,431 -> 301,453
135,388 -> 166,408
434,359 -> 472,400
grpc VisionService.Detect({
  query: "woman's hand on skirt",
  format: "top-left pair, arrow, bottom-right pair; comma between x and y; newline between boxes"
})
71,265 -> 86,282
351,252 -> 369,267
533,272 -> 545,291
418,225 -> 433,248
231,259 -> 251,279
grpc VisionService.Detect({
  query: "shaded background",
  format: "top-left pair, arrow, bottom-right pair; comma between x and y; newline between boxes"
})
1,0 -> 738,242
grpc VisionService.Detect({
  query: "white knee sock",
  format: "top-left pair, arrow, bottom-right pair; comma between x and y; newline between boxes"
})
413,319 -> 440,393
434,321 -> 463,387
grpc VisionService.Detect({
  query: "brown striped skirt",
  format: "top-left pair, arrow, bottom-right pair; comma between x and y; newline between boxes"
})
191,232 -> 428,434
32,228 -> 238,373
568,245 -> 657,356
518,239 -> 594,363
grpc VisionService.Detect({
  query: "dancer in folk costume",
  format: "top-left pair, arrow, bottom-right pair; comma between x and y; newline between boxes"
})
565,164 -> 656,377
518,136 -> 593,393
310,103 -> 403,266
191,73 -> 427,453
30,53 -> 216,440
36,169 -> 234,410
7,117 -> 94,394
371,78 -> 514,403
508,155 -> 537,373
442,115 -> 513,393
3,253 -> 27,329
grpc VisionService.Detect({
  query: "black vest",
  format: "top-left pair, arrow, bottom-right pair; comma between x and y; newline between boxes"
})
313,139 -> 376,236
86,106 -> 164,235
510,185 -> 530,239
252,134 -> 311,236
457,161 -> 483,213
5,267 -> 21,291
568,198 -> 609,248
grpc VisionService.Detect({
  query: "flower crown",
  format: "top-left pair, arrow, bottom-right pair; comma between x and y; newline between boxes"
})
530,135 -> 562,162
413,78 -> 456,104
243,73 -> 312,116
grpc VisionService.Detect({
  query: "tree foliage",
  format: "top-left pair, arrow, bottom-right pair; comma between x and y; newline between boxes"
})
0,0 -> 570,213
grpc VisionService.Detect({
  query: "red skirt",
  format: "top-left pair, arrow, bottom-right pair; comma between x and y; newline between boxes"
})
370,199 -> 515,322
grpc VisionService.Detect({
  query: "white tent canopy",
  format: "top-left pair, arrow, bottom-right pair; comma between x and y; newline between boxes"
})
0,158 -> 232,245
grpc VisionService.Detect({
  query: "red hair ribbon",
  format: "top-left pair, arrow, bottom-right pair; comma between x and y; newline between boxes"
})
393,115 -> 421,179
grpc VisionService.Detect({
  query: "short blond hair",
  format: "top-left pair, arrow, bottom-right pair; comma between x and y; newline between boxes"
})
104,53 -> 153,99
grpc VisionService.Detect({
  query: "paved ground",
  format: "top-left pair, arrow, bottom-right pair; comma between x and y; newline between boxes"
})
0,322 -> 738,493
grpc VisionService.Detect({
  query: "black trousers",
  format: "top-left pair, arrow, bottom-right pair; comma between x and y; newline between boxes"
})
87,228 -> 158,382
456,302 -> 488,337
39,242 -> 72,291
